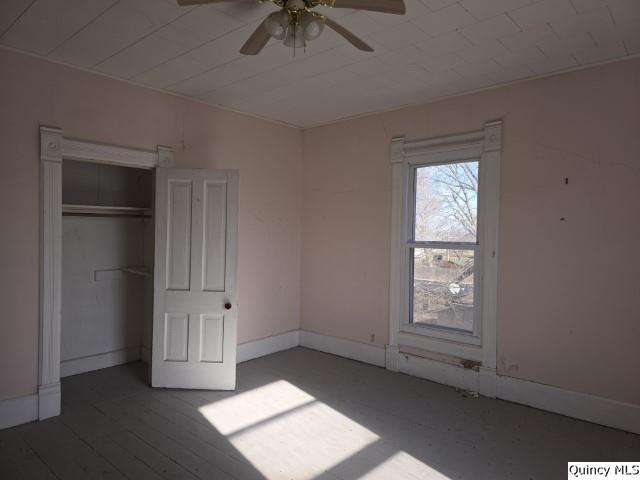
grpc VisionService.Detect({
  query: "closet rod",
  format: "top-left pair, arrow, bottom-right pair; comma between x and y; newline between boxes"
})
62,204 -> 151,217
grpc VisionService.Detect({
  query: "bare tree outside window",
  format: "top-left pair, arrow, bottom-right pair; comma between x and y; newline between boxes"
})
413,161 -> 478,332
415,162 -> 478,242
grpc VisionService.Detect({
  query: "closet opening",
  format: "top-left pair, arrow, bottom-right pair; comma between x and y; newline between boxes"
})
60,160 -> 154,388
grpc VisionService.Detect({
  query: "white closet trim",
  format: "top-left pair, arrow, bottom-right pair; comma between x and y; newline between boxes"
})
38,126 -> 174,421
61,137 -> 174,169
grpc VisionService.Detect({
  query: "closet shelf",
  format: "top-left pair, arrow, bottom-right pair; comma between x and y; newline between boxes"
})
62,204 -> 151,217
122,266 -> 152,278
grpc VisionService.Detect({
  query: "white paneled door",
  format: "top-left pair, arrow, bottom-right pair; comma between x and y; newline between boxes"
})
152,168 -> 238,390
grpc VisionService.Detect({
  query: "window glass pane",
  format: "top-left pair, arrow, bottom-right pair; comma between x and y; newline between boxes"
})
414,161 -> 478,242
412,248 -> 474,332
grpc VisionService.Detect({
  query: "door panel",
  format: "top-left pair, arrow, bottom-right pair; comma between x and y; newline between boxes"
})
152,168 -> 238,390
164,313 -> 189,362
199,314 -> 224,363
166,179 -> 192,291
202,180 -> 227,292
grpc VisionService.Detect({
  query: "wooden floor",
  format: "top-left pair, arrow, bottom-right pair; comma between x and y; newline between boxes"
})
1,348 -> 638,479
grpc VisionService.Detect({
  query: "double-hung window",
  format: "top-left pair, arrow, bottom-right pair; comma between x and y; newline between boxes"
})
389,122 -> 501,368
411,160 -> 480,335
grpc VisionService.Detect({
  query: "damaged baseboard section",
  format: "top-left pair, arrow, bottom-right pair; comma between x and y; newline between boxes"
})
385,345 -> 639,435
387,345 -> 487,393
398,344 -> 481,369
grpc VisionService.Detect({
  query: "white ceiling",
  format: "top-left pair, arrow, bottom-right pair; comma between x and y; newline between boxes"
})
1,0 -> 639,127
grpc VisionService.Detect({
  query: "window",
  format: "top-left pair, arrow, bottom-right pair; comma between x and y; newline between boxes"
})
411,161 -> 479,335
389,122 -> 501,366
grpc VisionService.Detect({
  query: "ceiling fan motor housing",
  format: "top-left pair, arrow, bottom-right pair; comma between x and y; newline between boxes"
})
285,0 -> 308,10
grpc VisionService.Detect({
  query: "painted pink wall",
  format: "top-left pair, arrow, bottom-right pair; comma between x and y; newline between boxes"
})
1,46 -> 638,407
301,58 -> 640,405
0,49 -> 302,401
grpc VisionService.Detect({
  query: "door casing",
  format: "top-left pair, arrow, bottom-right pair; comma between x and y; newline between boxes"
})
39,126 -> 175,420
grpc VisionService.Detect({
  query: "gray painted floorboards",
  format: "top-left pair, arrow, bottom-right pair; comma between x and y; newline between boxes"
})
1,347 -> 638,479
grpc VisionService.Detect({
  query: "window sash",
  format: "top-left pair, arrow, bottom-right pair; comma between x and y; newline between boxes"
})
407,244 -> 482,341
409,161 -> 480,246
405,160 -> 482,341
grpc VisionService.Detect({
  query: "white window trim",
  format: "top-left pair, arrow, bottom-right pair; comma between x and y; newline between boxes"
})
388,121 -> 501,372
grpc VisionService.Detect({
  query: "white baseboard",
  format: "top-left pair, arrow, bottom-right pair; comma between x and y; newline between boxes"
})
299,330 -> 386,367
0,393 -> 38,430
60,346 -> 141,378
497,375 -> 640,435
237,330 -> 300,363
38,382 -> 61,420
385,346 -> 640,435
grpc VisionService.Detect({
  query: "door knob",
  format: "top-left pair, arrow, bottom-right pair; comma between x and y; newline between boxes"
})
224,302 -> 232,310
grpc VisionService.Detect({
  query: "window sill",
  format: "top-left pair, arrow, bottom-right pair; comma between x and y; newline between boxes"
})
397,325 -> 483,363
400,323 -> 481,346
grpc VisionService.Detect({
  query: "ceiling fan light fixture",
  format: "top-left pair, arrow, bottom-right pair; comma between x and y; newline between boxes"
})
265,10 -> 289,40
301,12 -> 324,41
283,23 -> 305,48
187,0 -> 405,55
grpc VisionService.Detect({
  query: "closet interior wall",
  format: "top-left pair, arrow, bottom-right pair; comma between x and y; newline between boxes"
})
60,160 -> 153,377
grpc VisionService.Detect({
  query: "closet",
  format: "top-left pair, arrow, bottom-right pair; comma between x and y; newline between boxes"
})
60,160 -> 154,377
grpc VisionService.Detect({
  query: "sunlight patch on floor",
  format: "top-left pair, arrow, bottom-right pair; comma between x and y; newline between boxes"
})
198,380 -> 315,436
359,451 -> 450,480
199,380 -> 382,480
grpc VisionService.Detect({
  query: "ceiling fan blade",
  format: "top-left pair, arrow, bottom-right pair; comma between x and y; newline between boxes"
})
240,19 -> 271,55
318,0 -> 405,15
177,0 -> 243,5
324,17 -> 374,52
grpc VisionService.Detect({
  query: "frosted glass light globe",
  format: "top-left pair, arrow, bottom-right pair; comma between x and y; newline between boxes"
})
265,11 -> 289,40
301,12 -> 324,41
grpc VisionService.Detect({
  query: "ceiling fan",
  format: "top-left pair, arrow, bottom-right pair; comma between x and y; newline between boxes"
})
177,0 -> 406,55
